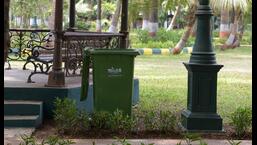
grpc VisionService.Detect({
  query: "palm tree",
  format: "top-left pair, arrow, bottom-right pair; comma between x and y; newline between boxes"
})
140,0 -> 151,30
166,6 -> 181,31
161,0 -> 188,31
128,0 -> 141,29
210,0 -> 252,49
172,1 -> 198,54
190,21 -> 197,37
108,0 -> 122,33
148,0 -> 159,37
4,0 -> 10,64
219,8 -> 230,38
142,9 -> 150,30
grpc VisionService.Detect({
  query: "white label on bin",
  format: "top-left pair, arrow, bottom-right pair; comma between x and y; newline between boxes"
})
107,67 -> 122,77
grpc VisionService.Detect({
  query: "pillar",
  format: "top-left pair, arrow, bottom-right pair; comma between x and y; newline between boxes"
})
68,0 -> 76,31
119,0 -> 129,49
46,0 -> 65,87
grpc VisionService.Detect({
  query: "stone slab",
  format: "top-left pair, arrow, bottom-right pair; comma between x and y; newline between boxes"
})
71,139 -> 252,145
4,128 -> 35,145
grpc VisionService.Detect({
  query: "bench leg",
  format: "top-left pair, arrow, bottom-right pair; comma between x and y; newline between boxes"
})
27,72 -> 49,83
5,61 -> 11,70
23,61 -> 30,70
26,61 -> 53,83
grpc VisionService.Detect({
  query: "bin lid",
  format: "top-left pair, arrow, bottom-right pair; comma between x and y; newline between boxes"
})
90,49 -> 140,56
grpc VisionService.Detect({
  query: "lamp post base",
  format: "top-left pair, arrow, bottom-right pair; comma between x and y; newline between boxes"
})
181,109 -> 223,132
181,63 -> 223,132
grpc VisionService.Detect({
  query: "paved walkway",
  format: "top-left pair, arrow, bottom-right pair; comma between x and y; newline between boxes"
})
4,128 -> 35,145
71,139 -> 252,145
4,128 -> 252,145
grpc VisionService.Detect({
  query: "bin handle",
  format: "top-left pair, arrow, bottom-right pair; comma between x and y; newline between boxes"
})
80,48 -> 91,101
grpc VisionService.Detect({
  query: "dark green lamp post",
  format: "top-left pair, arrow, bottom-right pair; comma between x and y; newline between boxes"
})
181,0 -> 223,131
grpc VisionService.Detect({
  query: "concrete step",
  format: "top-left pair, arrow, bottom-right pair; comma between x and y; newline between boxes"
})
4,100 -> 43,116
4,100 -> 43,128
4,115 -> 42,128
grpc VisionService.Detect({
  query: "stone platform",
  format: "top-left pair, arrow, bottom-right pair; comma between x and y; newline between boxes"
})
4,68 -> 139,118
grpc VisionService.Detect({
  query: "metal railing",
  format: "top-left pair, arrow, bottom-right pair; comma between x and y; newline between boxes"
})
8,29 -> 52,61
7,29 -> 124,79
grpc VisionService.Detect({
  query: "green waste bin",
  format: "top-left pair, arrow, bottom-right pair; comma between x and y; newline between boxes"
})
81,49 -> 139,115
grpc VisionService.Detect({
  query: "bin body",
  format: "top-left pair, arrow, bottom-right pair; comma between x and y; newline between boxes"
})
91,49 -> 139,115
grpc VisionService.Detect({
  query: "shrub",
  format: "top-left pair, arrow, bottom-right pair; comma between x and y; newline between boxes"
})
143,110 -> 158,131
227,140 -> 242,145
19,134 -> 75,145
130,29 -> 195,48
42,136 -> 75,145
90,111 -> 112,130
74,110 -> 90,133
142,110 -> 178,132
183,133 -> 202,145
53,98 -> 89,135
90,110 -> 136,132
75,20 -> 91,30
176,133 -> 207,145
212,30 -> 219,38
110,137 -> 155,145
108,109 -> 136,132
159,110 -> 177,132
230,107 -> 252,138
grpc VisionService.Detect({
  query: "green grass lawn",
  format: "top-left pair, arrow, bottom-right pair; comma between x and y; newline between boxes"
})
134,47 -> 252,124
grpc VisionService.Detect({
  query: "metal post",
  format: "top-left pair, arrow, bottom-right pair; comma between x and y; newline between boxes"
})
4,0 -> 10,64
46,0 -> 65,87
119,0 -> 129,49
68,0 -> 76,31
96,0 -> 102,32
180,0 -> 223,132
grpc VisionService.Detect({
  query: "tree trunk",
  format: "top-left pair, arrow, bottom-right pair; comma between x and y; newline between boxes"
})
173,4 -> 197,54
108,0 -> 122,33
148,0 -> 158,37
24,15 -> 30,28
48,0 -> 56,30
4,0 -> 10,64
229,10 -> 235,33
96,0 -> 102,32
225,12 -> 238,46
88,0 -> 93,9
167,6 -> 181,31
221,12 -> 241,49
45,0 -> 56,47
219,8 -> 230,38
231,15 -> 244,48
20,16 -> 23,28
142,10 -> 149,30
190,20 -> 197,37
